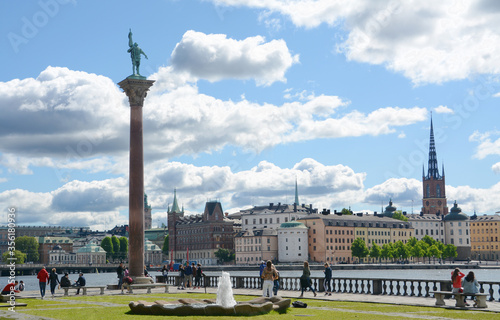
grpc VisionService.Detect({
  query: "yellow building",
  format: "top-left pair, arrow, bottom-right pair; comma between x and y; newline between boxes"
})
470,213 -> 500,261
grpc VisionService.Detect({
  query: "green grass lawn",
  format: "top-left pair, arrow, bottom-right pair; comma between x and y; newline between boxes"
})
5,293 -> 497,320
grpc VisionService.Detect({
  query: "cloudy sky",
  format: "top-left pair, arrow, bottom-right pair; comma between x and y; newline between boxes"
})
2,0 -> 500,230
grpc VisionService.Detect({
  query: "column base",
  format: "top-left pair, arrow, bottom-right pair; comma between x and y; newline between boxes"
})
133,276 -> 154,284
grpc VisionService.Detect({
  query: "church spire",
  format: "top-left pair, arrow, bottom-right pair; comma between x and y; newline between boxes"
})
426,115 -> 441,179
294,177 -> 299,205
170,188 -> 181,213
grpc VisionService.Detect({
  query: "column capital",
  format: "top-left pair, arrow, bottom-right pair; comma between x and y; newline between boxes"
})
118,78 -> 155,107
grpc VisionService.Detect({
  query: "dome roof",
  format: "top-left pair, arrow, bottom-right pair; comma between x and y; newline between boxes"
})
77,242 -> 106,253
383,200 -> 397,217
279,222 -> 307,229
444,201 -> 469,221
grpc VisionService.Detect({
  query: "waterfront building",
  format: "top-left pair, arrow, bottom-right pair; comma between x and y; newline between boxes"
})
167,190 -> 235,265
234,229 -> 278,264
238,202 -> 314,231
144,239 -> 163,265
76,242 -> 106,265
407,214 -> 445,242
48,245 -> 76,264
470,213 -> 500,261
443,201 -> 471,260
422,118 -> 448,216
277,221 -> 308,263
37,236 -> 73,265
145,228 -> 168,249
298,213 -> 413,264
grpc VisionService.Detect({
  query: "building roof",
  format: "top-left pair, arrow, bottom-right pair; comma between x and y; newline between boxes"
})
77,242 -> 105,253
382,199 -> 397,217
297,213 -> 412,228
443,201 -> 469,221
470,213 -> 500,222
38,236 -> 73,244
279,222 -> 307,229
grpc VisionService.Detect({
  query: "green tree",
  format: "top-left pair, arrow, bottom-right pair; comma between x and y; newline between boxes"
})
394,241 -> 410,261
381,243 -> 394,263
428,244 -> 442,263
421,235 -> 436,247
2,250 -> 26,264
341,208 -> 353,215
162,235 -> 169,256
15,236 -> 39,262
369,242 -> 381,263
214,248 -> 235,263
442,244 -> 457,263
411,241 -> 427,263
101,237 -> 114,261
392,210 -> 408,222
119,237 -> 128,261
351,238 -> 369,263
111,236 -> 120,260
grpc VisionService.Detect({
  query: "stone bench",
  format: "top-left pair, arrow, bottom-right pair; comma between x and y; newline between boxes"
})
430,291 -> 488,308
129,283 -> 169,294
62,286 -> 106,296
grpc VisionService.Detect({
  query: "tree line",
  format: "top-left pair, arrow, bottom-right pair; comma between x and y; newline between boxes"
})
351,235 -> 458,263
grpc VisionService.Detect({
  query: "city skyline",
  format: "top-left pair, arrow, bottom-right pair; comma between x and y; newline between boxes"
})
1,1 -> 500,230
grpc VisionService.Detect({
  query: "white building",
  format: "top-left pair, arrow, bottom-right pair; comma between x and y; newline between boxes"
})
76,242 -> 106,265
407,214 -> 445,242
444,202 -> 471,259
235,229 -> 278,265
277,221 -> 308,263
144,239 -> 163,266
239,203 -> 313,231
49,245 -> 76,264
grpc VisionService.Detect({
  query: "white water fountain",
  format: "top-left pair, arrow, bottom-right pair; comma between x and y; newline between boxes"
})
216,271 -> 237,308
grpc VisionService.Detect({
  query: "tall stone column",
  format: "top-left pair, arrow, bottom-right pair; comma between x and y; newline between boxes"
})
118,77 -> 155,283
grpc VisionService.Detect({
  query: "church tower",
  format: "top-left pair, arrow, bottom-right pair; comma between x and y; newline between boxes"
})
422,117 -> 448,216
167,189 -> 184,260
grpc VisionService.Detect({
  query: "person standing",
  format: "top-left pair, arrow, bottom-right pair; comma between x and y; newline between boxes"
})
261,260 -> 277,298
273,266 -> 280,296
37,266 -> 49,299
259,261 -> 265,289
462,271 -> 480,307
48,268 -> 60,298
161,265 -> 169,283
117,263 -> 125,293
299,261 -> 316,298
323,263 -> 332,296
73,273 -> 86,295
194,263 -> 204,290
177,265 -> 185,290
184,263 -> 193,288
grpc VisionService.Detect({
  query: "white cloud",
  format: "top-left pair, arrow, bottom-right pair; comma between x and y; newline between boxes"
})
434,105 -> 454,114
213,0 -> 500,84
170,30 -> 299,86
363,178 -> 422,208
1,66 -> 428,177
492,162 -> 500,173
446,182 -> 500,214
469,130 -> 500,159
493,92 -> 500,98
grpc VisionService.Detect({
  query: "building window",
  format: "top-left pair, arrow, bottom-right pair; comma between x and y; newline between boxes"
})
436,184 -> 441,197
426,184 -> 430,197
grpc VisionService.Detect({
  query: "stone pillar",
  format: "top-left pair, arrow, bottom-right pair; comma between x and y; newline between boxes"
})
118,77 -> 155,283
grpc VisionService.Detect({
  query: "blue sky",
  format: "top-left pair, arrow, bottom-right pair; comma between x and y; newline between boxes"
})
1,0 -> 500,230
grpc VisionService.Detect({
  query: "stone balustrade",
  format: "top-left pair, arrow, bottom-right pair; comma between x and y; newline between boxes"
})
162,275 -> 500,301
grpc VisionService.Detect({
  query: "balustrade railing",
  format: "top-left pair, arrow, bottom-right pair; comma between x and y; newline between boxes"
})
164,275 -> 500,301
